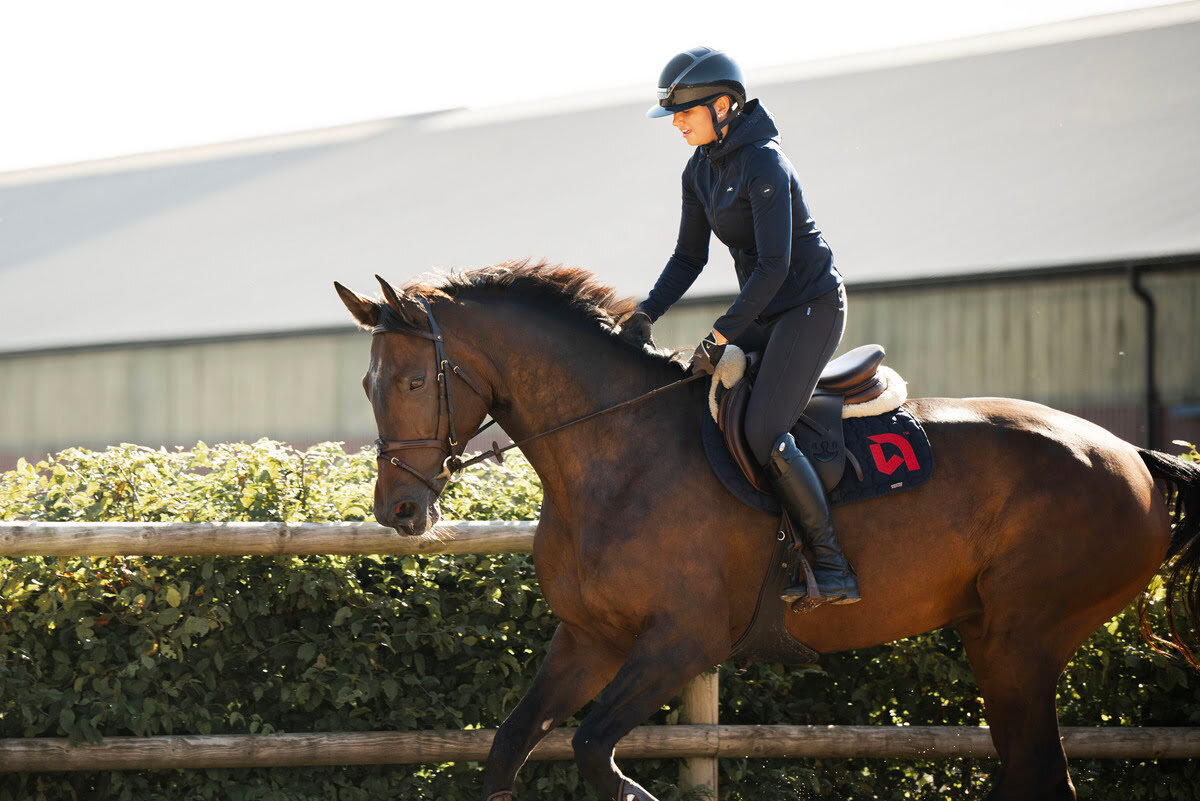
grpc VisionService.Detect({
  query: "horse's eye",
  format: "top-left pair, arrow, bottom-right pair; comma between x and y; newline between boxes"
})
409,376 -> 425,391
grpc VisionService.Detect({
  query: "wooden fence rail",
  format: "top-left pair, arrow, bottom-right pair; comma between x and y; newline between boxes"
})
2,521 -> 1196,794
3,726 -> 1200,772
0,520 -> 534,556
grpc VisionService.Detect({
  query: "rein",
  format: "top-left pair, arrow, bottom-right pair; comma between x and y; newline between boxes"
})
455,371 -> 707,471
373,297 -> 704,491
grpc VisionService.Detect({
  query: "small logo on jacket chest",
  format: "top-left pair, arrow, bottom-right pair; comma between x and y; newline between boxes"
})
726,186 -> 734,193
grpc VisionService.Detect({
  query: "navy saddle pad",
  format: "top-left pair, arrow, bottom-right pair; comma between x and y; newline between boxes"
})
701,406 -> 935,516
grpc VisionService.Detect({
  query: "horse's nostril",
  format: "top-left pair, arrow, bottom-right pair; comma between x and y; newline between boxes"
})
394,501 -> 418,521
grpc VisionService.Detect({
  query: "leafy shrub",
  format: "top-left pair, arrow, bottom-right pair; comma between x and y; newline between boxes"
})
0,441 -> 1197,800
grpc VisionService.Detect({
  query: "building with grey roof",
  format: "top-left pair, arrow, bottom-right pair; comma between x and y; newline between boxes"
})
1,3 -> 1198,467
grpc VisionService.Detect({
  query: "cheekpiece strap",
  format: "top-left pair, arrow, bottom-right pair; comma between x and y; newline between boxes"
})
416,297 -> 460,447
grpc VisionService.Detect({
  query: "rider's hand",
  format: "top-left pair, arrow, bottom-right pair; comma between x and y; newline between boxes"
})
618,308 -> 653,347
689,331 -> 726,376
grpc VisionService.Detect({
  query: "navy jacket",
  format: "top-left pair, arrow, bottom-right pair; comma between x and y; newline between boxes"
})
641,100 -> 842,340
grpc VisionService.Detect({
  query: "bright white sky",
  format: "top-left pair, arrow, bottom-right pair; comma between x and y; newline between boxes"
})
0,0 -> 1180,173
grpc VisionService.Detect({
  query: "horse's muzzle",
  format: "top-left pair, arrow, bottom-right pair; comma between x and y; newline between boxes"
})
376,491 -> 439,536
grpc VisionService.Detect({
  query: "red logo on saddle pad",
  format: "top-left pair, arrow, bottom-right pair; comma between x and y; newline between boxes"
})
868,433 -> 921,475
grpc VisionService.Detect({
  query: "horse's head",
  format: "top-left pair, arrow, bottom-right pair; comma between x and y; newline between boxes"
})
335,276 -> 492,535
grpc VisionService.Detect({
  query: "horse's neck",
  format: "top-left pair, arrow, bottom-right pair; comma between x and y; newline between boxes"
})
453,302 -> 696,507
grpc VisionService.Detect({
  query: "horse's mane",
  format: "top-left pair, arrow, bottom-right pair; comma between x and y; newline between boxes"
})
369,260 -> 691,371
404,258 -> 637,329
380,259 -> 685,368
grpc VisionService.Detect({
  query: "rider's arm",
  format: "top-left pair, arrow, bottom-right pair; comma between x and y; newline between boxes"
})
712,149 -> 793,340
640,168 -> 711,322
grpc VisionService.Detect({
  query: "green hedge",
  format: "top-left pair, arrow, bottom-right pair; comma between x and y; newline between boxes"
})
1,440 -> 1198,800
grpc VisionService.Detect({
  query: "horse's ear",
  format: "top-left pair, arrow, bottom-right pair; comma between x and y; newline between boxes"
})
334,281 -> 381,329
375,274 -> 426,328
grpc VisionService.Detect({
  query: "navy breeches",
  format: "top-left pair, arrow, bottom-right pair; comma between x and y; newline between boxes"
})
732,285 -> 846,466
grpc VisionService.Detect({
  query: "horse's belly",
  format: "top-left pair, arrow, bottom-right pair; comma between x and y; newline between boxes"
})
786,601 -> 970,655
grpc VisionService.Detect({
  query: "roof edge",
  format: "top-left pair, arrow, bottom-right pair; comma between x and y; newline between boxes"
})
0,323 -> 363,361
5,4 -> 1196,168
0,111 -> 456,188
423,2 -> 1200,132
3,253 -> 1197,359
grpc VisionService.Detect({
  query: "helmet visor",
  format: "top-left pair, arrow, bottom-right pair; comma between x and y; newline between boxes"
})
645,89 -> 725,119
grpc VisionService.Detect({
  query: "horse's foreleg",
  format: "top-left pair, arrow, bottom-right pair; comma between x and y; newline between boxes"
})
571,624 -> 724,801
480,623 -> 622,801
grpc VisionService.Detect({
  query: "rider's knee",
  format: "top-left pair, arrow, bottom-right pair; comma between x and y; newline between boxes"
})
744,417 -> 777,466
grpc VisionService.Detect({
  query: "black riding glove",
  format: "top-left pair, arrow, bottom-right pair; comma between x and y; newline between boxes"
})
618,308 -> 653,346
689,332 -> 726,376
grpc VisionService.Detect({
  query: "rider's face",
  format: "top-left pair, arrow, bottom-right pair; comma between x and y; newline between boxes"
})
672,106 -> 716,146
672,97 -> 730,147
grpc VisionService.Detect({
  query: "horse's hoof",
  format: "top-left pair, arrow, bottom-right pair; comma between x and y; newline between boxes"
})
618,778 -> 659,800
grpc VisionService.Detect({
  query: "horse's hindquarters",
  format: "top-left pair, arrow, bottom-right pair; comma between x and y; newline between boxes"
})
784,397 -> 1172,656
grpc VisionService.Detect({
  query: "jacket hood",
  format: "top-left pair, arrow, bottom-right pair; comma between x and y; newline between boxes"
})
703,99 -> 778,161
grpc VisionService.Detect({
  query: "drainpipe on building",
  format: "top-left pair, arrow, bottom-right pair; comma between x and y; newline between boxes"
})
1128,264 -> 1160,450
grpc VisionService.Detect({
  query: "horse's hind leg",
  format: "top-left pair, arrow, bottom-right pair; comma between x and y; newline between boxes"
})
959,616 -> 1075,800
480,623 -> 623,800
957,452 -> 1167,800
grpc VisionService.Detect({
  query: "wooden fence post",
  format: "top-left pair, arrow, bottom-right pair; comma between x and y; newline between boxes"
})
678,670 -> 719,799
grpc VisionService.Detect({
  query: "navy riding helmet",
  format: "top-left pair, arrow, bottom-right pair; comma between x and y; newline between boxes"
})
647,46 -> 746,139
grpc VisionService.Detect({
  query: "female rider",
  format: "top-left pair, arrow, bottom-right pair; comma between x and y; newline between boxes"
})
619,46 -> 860,606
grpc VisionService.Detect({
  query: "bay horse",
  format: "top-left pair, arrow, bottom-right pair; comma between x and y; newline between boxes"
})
334,260 -> 1200,801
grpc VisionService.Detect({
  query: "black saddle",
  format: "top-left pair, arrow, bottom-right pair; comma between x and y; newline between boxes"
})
716,344 -> 887,493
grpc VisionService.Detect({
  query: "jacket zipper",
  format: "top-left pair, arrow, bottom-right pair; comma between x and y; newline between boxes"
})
708,156 -> 749,282
708,158 -> 727,244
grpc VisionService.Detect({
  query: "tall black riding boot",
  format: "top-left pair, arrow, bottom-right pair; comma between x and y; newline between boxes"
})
764,432 -> 861,606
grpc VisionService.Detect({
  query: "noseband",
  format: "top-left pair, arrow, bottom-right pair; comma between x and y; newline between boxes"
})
372,297 -> 493,494
372,296 -> 706,495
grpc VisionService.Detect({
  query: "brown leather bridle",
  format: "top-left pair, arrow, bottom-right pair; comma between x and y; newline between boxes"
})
372,296 -> 496,494
372,296 -> 706,495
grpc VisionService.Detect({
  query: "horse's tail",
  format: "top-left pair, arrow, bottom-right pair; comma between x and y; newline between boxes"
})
1136,448 -> 1200,670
